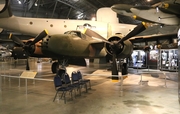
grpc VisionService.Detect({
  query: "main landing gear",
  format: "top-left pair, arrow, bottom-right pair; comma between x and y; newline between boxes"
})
51,59 -> 68,74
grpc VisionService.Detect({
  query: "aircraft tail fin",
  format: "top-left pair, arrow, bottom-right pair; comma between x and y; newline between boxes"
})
0,0 -> 12,18
96,8 -> 119,23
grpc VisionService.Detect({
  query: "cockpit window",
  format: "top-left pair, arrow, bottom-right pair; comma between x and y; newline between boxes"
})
71,31 -> 80,37
64,31 -> 86,39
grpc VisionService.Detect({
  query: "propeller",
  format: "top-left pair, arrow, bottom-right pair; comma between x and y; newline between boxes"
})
117,22 -> 147,44
84,22 -> 147,77
9,30 -> 48,70
9,33 -> 25,47
28,30 -> 48,46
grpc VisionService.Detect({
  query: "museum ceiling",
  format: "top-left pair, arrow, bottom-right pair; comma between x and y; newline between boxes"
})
10,0 -> 162,24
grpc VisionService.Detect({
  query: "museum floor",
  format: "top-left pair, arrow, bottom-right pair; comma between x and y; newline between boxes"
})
0,58 -> 179,114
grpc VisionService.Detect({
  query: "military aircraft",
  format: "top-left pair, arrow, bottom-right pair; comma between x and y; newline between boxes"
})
111,0 -> 180,25
9,23 -> 146,78
0,0 -> 149,78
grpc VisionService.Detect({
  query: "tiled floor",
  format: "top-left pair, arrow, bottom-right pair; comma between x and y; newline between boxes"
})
0,58 -> 179,114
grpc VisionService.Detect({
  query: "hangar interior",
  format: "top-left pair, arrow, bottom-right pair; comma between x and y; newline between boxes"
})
0,0 -> 179,114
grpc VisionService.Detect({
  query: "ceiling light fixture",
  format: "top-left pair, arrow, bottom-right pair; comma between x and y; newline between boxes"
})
35,0 -> 38,6
17,0 -> 22,4
156,7 -> 159,12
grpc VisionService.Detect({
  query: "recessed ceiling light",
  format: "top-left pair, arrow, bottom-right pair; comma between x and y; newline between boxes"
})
17,0 -> 22,4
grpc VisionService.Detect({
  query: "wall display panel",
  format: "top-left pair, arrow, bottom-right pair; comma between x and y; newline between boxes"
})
149,50 -> 158,60
147,50 -> 159,69
128,50 -> 146,68
160,49 -> 178,71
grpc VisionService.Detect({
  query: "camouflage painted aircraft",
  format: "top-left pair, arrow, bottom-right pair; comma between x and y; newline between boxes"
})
0,0 -> 147,78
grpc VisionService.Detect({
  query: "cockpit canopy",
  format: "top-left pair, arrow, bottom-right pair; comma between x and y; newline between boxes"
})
64,30 -> 86,39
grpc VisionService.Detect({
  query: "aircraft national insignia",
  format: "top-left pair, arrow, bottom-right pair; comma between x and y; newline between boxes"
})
76,23 -> 96,30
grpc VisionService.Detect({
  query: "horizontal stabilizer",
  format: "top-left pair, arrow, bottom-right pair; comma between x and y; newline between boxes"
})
111,4 -> 134,17
130,7 -> 180,25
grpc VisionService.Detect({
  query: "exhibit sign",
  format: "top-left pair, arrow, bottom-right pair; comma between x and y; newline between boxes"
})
20,71 -> 37,79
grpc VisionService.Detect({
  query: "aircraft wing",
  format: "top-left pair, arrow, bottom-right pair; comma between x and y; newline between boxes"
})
111,1 -> 180,25
89,41 -> 105,50
130,7 -> 179,25
111,4 -> 134,17
130,25 -> 178,42
130,33 -> 177,42
130,31 -> 178,50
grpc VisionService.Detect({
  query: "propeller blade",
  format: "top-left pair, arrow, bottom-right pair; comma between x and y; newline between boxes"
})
118,22 -> 147,43
28,29 -> 48,46
111,53 -> 119,79
9,33 -> 25,47
83,28 -> 111,44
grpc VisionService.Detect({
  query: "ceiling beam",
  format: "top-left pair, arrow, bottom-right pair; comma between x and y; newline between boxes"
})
83,0 -> 98,10
28,0 -> 36,10
57,0 -> 83,13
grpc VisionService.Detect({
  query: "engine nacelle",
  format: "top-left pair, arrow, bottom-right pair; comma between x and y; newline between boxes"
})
105,35 -> 133,58
23,40 -> 44,56
12,47 -> 28,59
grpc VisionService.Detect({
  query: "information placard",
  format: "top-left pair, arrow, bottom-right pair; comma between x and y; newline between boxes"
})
20,71 -> 37,79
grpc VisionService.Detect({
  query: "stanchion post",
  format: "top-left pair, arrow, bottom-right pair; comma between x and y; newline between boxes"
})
18,73 -> 21,87
25,78 -> 27,94
137,66 -> 138,72
120,75 -> 124,97
18,78 -> 21,87
140,74 -> 142,85
163,72 -> 167,87
33,80 -> 35,85
0,75 -> 2,92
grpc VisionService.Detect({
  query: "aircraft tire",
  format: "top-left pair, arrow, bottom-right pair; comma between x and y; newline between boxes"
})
51,62 -> 59,74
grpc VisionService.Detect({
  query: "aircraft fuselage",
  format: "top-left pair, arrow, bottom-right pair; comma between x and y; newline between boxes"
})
0,16 -> 136,38
41,34 -> 107,58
